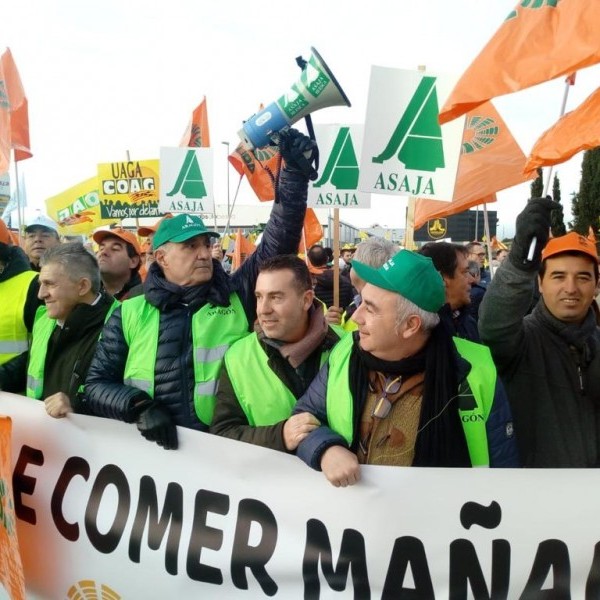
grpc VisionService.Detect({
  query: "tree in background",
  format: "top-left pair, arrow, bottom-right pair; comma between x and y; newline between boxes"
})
550,173 -> 567,237
571,147 -> 600,236
530,167 -> 543,198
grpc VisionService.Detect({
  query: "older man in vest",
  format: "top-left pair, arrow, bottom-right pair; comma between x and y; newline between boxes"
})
83,129 -> 317,449
0,243 -> 115,417
293,250 -> 519,487
0,220 -> 40,366
211,255 -> 342,451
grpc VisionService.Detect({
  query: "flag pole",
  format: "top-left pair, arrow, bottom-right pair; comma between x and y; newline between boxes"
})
13,152 -> 24,244
543,77 -> 573,197
333,208 -> 340,308
528,76 -> 574,260
224,174 -> 243,238
483,202 -> 494,277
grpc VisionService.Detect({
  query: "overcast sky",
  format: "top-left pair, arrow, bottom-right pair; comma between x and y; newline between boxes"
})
4,0 -> 599,238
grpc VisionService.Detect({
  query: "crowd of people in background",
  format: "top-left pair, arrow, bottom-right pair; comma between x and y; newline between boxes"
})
2,131 -> 600,485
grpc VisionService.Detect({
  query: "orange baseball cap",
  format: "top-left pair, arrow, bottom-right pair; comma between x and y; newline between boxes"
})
0,220 -> 11,245
93,227 -> 141,255
542,231 -> 599,263
137,213 -> 173,237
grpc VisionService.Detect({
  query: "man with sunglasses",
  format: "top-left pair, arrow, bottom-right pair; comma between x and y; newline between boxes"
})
293,250 -> 518,487
466,241 -> 491,286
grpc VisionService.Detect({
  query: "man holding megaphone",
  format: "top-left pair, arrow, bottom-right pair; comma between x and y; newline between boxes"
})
83,128 -> 322,450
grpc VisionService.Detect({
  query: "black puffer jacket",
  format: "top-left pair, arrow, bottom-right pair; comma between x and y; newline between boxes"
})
83,170 -> 308,431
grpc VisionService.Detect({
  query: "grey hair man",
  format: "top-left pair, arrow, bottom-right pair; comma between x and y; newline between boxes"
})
0,242 -> 116,417
293,250 -> 519,487
326,237 -> 398,330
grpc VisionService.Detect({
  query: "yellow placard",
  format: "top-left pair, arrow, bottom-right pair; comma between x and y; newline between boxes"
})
45,177 -> 118,235
97,159 -> 161,219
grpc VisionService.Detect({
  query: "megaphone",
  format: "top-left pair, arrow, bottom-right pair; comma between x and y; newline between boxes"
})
238,47 -> 351,149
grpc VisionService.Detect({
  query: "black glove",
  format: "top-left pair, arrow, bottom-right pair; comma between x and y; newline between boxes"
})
278,128 -> 318,180
509,196 -> 560,271
135,401 -> 178,450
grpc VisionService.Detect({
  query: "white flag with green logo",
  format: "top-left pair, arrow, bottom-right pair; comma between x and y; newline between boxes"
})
159,147 -> 214,214
358,67 -> 464,200
308,124 -> 370,209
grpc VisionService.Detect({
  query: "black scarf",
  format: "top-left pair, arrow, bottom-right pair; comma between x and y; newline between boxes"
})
348,305 -> 471,467
144,259 -> 232,311
532,299 -> 598,357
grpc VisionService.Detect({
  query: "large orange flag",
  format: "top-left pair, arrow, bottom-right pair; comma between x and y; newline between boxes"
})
297,208 -> 323,255
0,48 -> 31,174
179,97 -> 210,147
228,143 -> 280,202
524,85 -> 600,175
415,101 -> 533,229
231,228 -> 256,271
439,1 -> 600,124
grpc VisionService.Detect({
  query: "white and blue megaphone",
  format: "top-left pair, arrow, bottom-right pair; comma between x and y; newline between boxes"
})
238,47 -> 351,149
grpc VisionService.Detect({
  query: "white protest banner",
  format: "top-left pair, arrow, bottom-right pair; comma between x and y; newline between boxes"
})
358,67 -> 464,200
2,392 -> 600,599
308,125 -> 370,209
160,147 -> 214,214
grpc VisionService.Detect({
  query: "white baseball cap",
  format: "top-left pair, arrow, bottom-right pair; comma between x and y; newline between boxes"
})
24,213 -> 59,234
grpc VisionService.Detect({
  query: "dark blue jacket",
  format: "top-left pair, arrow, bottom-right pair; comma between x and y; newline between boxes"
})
293,336 -> 520,469
83,170 -> 309,430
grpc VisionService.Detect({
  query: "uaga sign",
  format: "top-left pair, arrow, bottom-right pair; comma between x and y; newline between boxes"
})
1,393 -> 600,599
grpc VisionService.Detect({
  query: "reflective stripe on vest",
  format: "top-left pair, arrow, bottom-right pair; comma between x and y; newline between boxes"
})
27,299 -> 120,400
0,270 -> 37,365
0,340 -> 29,354
225,332 -> 334,426
453,336 -> 496,468
325,334 -> 496,466
121,293 -> 249,426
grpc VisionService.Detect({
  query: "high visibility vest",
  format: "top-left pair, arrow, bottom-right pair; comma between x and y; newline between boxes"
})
26,300 -> 120,399
341,310 -> 358,332
121,293 -> 249,426
325,334 -> 496,467
225,329 -> 340,426
0,271 -> 37,365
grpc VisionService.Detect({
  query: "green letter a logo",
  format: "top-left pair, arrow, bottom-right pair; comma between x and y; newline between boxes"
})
372,75 -> 445,172
167,150 -> 207,199
313,127 -> 359,189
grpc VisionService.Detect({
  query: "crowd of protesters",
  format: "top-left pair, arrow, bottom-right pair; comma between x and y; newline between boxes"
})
2,132 -> 600,485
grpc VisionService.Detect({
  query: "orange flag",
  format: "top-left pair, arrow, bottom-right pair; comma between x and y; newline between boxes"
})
415,101 -> 533,229
179,97 -> 210,147
0,48 -> 31,174
491,235 -> 508,251
232,228 -> 256,271
439,1 -> 600,124
297,208 -> 323,255
0,416 -> 26,600
228,143 -> 280,202
524,85 -> 600,175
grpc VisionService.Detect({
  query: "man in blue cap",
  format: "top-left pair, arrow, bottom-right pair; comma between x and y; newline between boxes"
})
83,129 -> 316,449
293,249 -> 519,487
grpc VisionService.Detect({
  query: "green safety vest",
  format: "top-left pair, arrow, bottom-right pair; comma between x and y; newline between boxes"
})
225,327 -> 342,426
26,300 -> 120,399
121,293 -> 249,426
325,333 -> 496,467
0,270 -> 38,365
341,310 -> 358,332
